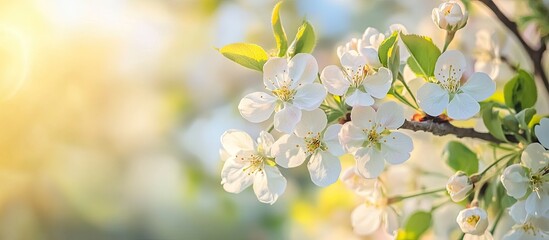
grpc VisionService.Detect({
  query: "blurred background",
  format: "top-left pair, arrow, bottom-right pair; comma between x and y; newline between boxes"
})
0,0 -> 546,239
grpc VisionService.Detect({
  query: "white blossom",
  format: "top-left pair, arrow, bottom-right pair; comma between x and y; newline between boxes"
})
501,143 -> 549,218
456,207 -> 489,235
474,30 -> 501,80
238,53 -> 327,133
417,50 -> 496,120
321,50 -> 391,107
220,130 -> 287,204
341,167 -> 378,196
446,171 -> 474,202
351,184 -> 399,236
432,1 -> 468,32
339,101 -> 413,178
271,109 -> 343,187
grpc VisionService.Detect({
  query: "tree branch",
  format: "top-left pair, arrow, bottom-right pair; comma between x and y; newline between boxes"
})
477,0 -> 549,94
399,120 -> 517,144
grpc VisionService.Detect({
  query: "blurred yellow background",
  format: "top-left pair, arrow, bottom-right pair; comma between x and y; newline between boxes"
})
0,0 -> 545,239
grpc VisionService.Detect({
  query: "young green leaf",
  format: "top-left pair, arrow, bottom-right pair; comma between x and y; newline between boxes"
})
387,45 -> 400,82
503,69 -> 537,112
271,2 -> 288,57
219,43 -> 269,72
288,21 -> 316,57
481,103 -> 508,142
400,34 -> 441,77
396,211 -> 432,240
378,31 -> 398,66
515,108 -> 536,131
444,141 -> 479,175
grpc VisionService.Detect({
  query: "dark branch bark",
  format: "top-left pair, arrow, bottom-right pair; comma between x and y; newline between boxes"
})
477,0 -> 549,94
399,120 -> 517,144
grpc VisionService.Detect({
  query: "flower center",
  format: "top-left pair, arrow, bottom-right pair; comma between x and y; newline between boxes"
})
364,196 -> 386,209
519,222 -> 537,235
346,65 -> 372,88
439,65 -> 461,93
304,133 -> 322,155
465,215 -> 480,227
272,85 -> 295,102
241,153 -> 265,175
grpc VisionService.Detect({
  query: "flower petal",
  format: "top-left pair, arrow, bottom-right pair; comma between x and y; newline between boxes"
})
271,134 -> 308,168
351,204 -> 383,235
292,83 -> 327,111
263,57 -> 289,90
339,123 -> 366,154
289,53 -> 319,88
320,65 -> 350,96
460,72 -> 496,101
221,157 -> 254,193
351,106 -> 376,130
253,165 -> 287,204
447,93 -> 480,120
220,130 -> 255,156
385,207 -> 399,236
501,164 -> 529,199
525,192 -> 549,217
435,50 -> 466,84
274,103 -> 302,133
341,167 -> 377,196
238,92 -> 277,123
521,143 -> 549,172
324,124 -> 345,156
381,132 -> 413,164
363,67 -> 392,99
355,146 -> 385,178
535,118 -> 549,149
345,89 -> 374,107
340,50 -> 367,71
417,83 -> 449,117
359,47 -> 382,67
295,108 -> 327,137
257,131 -> 275,157
308,151 -> 341,187
376,101 -> 405,129
509,200 -> 528,224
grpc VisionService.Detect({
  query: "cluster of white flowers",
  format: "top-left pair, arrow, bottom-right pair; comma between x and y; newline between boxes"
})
219,0 -> 549,238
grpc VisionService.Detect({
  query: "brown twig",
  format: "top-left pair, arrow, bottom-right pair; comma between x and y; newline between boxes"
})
399,120 -> 518,144
477,0 -> 549,94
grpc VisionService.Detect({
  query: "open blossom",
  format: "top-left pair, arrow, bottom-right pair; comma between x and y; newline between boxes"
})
456,207 -> 489,235
341,167 -> 378,196
501,143 -> 549,217
220,130 -> 287,204
503,214 -> 549,239
535,118 -> 549,149
446,171 -> 474,202
238,53 -> 327,133
339,101 -> 413,178
351,183 -> 399,236
432,1 -> 468,32
271,109 -> 343,187
474,30 -> 501,80
321,50 -> 392,107
417,50 -> 496,120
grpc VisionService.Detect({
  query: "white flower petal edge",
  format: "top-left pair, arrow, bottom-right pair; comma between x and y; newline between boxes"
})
308,151 -> 341,187
220,129 -> 255,156
274,103 -> 302,133
320,65 -> 350,96
535,118 -> 549,149
500,164 -> 529,199
417,83 -> 449,117
456,207 -> 489,235
253,165 -> 287,205
238,92 -> 277,123
341,167 -> 378,196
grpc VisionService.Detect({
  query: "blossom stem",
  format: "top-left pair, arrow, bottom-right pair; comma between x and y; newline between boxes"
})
267,124 -> 274,133
490,208 -> 504,234
479,152 -> 518,177
397,73 -> 419,108
387,188 -> 446,204
442,31 -> 455,52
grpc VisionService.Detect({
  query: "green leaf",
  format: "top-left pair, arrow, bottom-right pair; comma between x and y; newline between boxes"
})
400,34 -> 441,77
219,43 -> 269,72
481,103 -> 508,142
444,141 -> 479,175
271,2 -> 288,57
378,31 -> 398,67
504,69 -> 537,112
288,21 -> 316,57
516,108 -> 536,130
396,211 -> 432,240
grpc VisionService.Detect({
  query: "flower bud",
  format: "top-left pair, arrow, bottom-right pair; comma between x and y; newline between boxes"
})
456,207 -> 489,235
446,171 -> 474,202
432,1 -> 468,32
